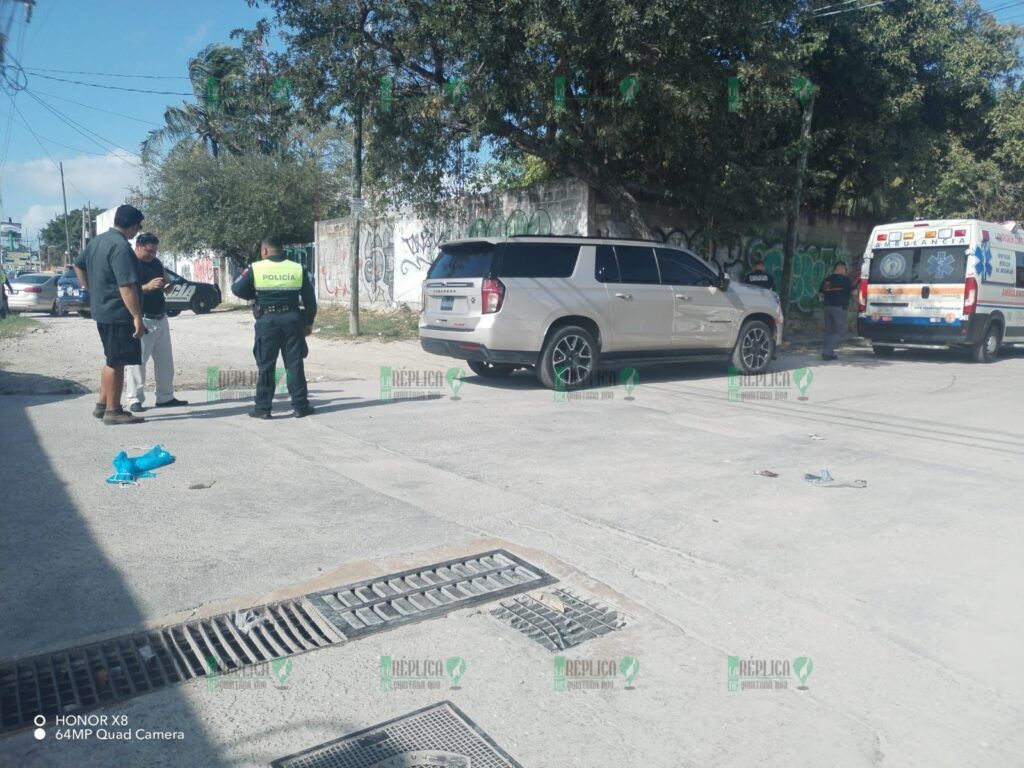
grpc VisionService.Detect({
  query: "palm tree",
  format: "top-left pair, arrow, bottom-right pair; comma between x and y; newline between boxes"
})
141,45 -> 246,161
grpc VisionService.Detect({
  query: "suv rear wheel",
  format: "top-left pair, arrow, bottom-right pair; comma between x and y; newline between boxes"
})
731,320 -> 774,374
538,324 -> 597,390
468,360 -> 516,378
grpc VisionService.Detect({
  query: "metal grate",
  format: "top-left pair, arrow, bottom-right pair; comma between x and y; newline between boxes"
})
491,589 -> 625,651
0,598 -> 341,734
272,701 -> 523,768
308,550 -> 555,640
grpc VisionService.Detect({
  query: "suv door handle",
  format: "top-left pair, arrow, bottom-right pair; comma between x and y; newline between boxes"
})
614,292 -> 633,300
674,294 -> 691,301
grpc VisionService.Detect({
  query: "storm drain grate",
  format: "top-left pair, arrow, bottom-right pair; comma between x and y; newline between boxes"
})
491,588 -> 626,651
0,598 -> 341,734
271,700 -> 523,768
308,550 -> 556,640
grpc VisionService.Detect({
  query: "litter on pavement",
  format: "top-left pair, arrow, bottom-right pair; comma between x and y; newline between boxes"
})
755,469 -> 780,478
106,445 -> 176,485
804,469 -> 867,488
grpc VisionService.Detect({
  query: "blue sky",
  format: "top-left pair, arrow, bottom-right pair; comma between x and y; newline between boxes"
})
1,0 -> 1022,248
0,0 -> 270,246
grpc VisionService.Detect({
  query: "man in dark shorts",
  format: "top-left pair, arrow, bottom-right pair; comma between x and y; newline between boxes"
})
73,204 -> 146,424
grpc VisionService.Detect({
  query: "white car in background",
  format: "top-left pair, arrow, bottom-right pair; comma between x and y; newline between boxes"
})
7,273 -> 60,314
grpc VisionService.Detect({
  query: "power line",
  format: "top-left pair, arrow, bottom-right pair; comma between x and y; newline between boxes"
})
30,87 -> 164,127
0,106 -> 112,155
1,87 -> 90,201
24,65 -> 190,80
811,0 -> 892,20
25,71 -> 193,96
23,89 -> 143,165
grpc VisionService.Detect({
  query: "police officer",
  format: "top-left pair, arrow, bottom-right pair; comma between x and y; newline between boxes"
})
232,236 -> 317,418
743,259 -> 776,291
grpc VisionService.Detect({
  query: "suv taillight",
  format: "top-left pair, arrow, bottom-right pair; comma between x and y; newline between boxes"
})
482,277 -> 505,313
857,279 -> 868,312
963,276 -> 978,315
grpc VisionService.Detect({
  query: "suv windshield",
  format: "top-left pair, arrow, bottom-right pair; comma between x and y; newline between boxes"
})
870,246 -> 968,284
427,242 -> 496,278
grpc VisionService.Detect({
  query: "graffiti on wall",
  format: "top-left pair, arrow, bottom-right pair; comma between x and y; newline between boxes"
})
649,225 -> 849,314
361,222 -> 394,304
176,255 -> 215,284
468,208 -> 553,237
318,240 -> 350,299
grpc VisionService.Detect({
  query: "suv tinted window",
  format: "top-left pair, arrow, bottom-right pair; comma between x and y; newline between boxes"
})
427,243 -> 496,278
615,246 -> 659,284
656,248 -> 716,286
595,245 -> 619,283
498,243 -> 579,278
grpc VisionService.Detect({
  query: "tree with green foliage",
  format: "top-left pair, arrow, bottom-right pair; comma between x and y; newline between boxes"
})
141,132 -> 349,265
142,24 -> 295,161
254,0 -> 800,242
40,207 -> 106,255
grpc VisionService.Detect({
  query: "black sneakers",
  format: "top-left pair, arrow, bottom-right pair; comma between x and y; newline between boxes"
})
293,405 -> 316,418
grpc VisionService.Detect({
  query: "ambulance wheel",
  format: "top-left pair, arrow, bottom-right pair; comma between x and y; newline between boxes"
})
972,323 -> 1001,364
872,345 -> 895,357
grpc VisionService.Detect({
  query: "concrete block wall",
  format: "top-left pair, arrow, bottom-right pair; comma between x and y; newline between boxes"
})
315,179 -> 589,307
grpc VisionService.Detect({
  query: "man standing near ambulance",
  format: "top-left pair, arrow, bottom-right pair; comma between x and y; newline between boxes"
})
231,236 -> 316,419
819,261 -> 859,360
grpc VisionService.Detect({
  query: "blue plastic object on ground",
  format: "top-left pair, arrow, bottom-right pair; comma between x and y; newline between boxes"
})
106,445 -> 175,485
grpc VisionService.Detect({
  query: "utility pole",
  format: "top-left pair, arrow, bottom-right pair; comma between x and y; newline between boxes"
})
59,161 -> 71,265
780,85 -> 815,333
349,105 -> 363,335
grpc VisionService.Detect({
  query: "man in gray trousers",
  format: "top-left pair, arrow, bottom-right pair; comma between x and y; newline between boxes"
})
818,261 -> 859,361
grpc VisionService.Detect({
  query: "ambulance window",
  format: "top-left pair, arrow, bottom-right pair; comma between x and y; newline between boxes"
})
1016,252 -> 1024,288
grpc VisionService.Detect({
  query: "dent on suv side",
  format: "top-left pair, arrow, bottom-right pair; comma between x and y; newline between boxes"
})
419,236 -> 783,389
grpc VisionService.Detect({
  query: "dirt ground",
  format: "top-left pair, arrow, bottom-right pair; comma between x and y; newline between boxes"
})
0,308 -> 428,395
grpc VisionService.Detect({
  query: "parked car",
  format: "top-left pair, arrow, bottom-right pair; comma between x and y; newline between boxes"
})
162,267 -> 221,315
419,236 -> 784,389
8,273 -> 59,314
55,267 -> 90,316
53,266 -> 221,318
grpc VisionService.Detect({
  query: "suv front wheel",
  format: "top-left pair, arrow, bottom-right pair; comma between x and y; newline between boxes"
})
538,324 -> 598,390
731,320 -> 775,374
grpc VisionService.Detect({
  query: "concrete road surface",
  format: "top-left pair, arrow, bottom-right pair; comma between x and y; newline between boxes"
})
1,311 -> 1022,767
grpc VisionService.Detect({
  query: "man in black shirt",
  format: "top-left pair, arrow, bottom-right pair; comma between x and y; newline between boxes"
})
73,204 -> 146,425
124,233 -> 188,412
743,259 -> 776,291
819,261 -> 858,360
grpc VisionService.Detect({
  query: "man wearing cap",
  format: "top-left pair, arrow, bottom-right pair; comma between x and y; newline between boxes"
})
231,235 -> 316,419
124,232 -> 188,412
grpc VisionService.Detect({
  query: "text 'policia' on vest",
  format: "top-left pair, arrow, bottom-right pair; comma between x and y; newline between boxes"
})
251,260 -> 303,290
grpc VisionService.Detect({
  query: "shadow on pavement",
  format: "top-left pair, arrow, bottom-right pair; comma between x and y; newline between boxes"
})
0,374 -> 222,765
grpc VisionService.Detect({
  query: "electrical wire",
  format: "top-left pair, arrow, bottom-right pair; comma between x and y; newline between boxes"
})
808,0 -> 895,20
1,87 -> 90,200
24,65 -> 189,80
29,87 -> 164,127
0,105 -> 111,155
23,89 -> 143,165
24,71 -> 193,96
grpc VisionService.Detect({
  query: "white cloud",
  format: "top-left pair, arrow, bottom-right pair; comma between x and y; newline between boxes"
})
4,151 -> 143,240
9,150 -> 142,201
180,22 -> 210,55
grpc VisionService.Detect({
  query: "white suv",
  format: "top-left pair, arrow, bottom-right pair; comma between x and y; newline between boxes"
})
419,236 -> 783,388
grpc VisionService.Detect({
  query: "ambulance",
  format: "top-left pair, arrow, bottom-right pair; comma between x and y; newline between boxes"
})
857,219 -> 1024,362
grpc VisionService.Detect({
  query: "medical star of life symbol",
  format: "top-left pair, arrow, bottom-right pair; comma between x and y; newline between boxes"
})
927,251 -> 955,279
